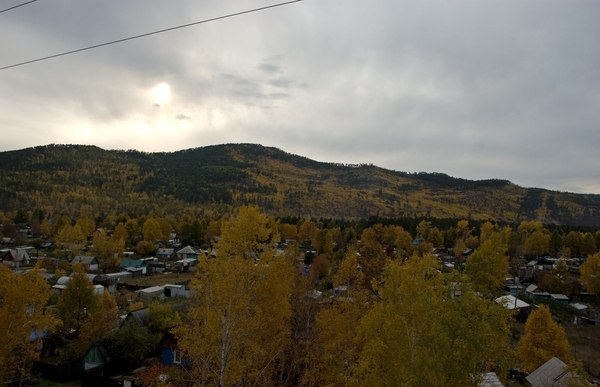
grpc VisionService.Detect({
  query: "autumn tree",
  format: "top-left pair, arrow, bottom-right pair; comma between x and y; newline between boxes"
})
540,258 -> 578,295
426,226 -> 444,248
176,207 -> 293,386
216,206 -> 278,260
113,222 -> 129,244
0,266 -> 58,383
176,256 -> 293,386
55,223 -> 86,258
516,305 -> 572,371
480,221 -> 495,244
56,265 -> 98,338
278,222 -> 298,241
148,301 -> 181,333
143,217 -> 163,242
580,252 -> 600,294
75,215 -> 96,238
91,229 -> 124,272
67,291 -> 119,358
565,231 -> 584,257
303,250 -> 370,386
353,255 -> 511,386
524,229 -> 551,257
416,220 -> 432,240
465,232 -> 510,297
357,225 -> 388,289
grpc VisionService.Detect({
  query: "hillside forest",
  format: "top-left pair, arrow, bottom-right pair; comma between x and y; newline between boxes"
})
1,205 -> 600,386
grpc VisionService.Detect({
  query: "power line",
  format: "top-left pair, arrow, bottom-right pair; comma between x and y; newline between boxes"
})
0,0 -> 38,15
0,0 -> 302,71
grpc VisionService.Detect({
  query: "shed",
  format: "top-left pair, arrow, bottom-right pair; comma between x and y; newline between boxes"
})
526,357 -> 572,387
495,295 -> 530,310
164,284 -> 188,298
550,294 -> 569,304
120,259 -> 147,275
138,285 -> 165,302
71,256 -> 99,271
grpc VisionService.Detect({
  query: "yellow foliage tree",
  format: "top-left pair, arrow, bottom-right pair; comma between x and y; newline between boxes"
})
353,255 -> 511,386
216,206 -> 278,260
0,266 -> 58,383
303,250 -> 370,386
465,232 -> 509,297
176,207 -> 292,386
176,256 -> 293,386
516,305 -> 572,372
580,252 -> 600,294
68,291 -> 119,357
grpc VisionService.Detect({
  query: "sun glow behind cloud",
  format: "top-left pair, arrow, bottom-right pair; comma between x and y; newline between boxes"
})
150,82 -> 171,106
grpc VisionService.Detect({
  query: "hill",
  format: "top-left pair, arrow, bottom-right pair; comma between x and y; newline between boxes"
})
1,143 -> 599,226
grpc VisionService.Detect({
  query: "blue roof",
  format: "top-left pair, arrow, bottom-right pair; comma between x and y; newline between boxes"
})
120,259 -> 146,268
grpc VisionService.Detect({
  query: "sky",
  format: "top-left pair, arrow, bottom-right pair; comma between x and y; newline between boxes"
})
1,0 -> 599,194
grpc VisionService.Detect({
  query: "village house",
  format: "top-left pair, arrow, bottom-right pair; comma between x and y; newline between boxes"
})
120,258 -> 147,276
71,255 -> 99,271
0,248 -> 31,268
176,245 -> 199,261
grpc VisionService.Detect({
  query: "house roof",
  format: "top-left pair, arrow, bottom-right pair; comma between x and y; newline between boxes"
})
495,295 -> 530,310
480,372 -> 504,387
72,255 -> 97,265
125,308 -> 150,327
526,284 -> 540,293
120,259 -> 146,268
157,248 -> 174,255
550,294 -> 569,301
1,249 -> 29,262
177,245 -> 197,255
571,303 -> 588,311
526,357 -> 571,387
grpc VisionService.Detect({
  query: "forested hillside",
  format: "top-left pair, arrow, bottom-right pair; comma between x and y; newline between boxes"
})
1,143 -> 599,226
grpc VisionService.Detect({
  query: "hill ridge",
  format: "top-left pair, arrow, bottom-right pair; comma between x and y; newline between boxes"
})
1,143 -> 599,226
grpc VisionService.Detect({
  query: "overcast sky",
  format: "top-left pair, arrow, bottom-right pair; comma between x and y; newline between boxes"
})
1,0 -> 599,193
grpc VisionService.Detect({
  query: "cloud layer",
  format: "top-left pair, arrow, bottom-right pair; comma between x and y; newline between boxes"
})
1,0 -> 599,193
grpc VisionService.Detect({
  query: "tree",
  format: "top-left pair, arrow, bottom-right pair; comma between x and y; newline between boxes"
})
353,255 -> 511,386
68,291 -> 119,358
303,250 -> 369,386
581,232 -> 597,257
0,266 -> 58,383
465,233 -> 510,297
56,265 -> 98,338
113,222 -> 128,244
176,256 -> 294,386
516,305 -> 572,372
76,216 -> 96,237
524,230 -> 551,257
416,220 -> 432,240
426,227 -> 444,248
357,226 -> 388,289
55,223 -> 86,257
480,221 -> 495,244
106,318 -> 155,367
216,206 -> 278,260
143,217 -> 163,242
136,240 -> 157,257
148,301 -> 181,333
580,252 -> 600,294
91,230 -> 123,272
565,231 -> 584,257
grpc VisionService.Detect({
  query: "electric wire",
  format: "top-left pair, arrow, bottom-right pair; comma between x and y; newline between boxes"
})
0,0 -> 302,71
0,0 -> 38,15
